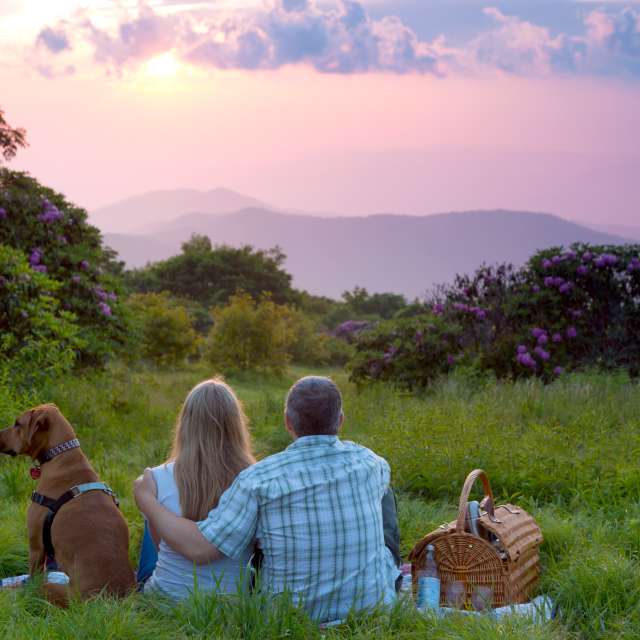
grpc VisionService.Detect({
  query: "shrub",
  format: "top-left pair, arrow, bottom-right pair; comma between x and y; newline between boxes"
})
284,307 -> 331,366
204,292 -> 293,375
0,245 -> 83,387
349,315 -> 464,389
350,244 -> 640,388
127,293 -> 200,367
0,170 -> 129,364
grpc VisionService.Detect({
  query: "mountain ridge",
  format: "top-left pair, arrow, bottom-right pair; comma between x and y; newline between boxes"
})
103,207 -> 628,299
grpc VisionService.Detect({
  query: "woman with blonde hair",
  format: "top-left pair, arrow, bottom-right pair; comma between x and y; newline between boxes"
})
136,378 -> 255,599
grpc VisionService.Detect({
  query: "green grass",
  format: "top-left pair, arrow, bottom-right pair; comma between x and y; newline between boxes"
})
2,364 -> 639,638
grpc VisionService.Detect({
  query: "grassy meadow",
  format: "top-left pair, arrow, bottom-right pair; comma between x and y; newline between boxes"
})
1,364 -> 639,639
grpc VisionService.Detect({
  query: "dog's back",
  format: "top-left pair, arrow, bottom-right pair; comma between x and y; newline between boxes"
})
52,491 -> 135,598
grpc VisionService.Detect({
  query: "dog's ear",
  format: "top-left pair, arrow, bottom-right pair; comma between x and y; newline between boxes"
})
27,407 -> 51,444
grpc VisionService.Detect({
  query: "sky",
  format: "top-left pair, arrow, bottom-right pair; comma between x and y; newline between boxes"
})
1,0 -> 640,227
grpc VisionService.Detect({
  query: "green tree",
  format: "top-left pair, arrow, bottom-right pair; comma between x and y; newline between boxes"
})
342,286 -> 407,319
0,108 -> 27,163
204,292 -> 293,374
127,292 -> 200,367
126,235 -> 297,330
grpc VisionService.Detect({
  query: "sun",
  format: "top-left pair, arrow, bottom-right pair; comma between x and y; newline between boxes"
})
144,52 -> 181,78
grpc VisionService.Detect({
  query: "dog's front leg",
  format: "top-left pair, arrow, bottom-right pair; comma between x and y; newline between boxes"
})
27,506 -> 46,576
28,548 -> 46,576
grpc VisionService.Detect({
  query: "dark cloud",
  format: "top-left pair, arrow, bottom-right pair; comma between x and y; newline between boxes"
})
36,27 -> 70,53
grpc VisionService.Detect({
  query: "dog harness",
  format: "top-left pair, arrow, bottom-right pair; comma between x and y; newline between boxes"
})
32,483 -> 119,560
30,438 -> 119,560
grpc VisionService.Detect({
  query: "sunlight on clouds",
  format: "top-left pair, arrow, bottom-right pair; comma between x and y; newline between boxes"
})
144,50 -> 181,76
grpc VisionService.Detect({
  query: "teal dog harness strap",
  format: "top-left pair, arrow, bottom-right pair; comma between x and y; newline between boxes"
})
31,482 -> 119,560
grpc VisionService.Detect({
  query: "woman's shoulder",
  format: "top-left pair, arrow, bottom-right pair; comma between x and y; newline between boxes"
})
150,461 -> 175,474
149,462 -> 176,494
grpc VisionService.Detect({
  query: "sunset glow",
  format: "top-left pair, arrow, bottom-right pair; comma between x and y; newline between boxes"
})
0,0 -> 639,227
144,52 -> 181,78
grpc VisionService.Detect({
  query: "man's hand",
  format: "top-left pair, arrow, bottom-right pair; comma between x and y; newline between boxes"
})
132,467 -> 223,565
134,468 -> 158,516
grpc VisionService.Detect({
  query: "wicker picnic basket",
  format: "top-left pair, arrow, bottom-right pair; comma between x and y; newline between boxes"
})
408,469 -> 543,608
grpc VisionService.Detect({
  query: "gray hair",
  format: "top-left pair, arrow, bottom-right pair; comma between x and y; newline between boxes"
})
285,376 -> 343,437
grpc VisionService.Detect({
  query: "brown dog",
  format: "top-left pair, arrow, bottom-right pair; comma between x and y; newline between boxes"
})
0,404 -> 135,605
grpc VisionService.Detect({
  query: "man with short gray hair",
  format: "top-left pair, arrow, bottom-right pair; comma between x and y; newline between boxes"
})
135,375 -> 400,624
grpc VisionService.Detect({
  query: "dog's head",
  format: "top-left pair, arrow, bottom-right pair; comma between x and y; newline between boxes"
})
0,404 -> 75,461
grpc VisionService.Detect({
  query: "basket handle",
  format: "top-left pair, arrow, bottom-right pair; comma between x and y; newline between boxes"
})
455,469 -> 496,533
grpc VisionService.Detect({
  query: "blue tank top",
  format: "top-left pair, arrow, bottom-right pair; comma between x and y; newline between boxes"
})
144,462 -> 253,599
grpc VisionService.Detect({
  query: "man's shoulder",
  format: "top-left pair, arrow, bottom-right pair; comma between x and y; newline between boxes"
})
340,440 -> 390,467
235,449 -> 292,484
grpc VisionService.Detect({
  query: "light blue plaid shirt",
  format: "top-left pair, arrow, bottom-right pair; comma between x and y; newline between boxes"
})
197,435 -> 399,622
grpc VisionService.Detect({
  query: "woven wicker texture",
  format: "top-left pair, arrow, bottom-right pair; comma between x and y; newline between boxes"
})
408,469 -> 542,608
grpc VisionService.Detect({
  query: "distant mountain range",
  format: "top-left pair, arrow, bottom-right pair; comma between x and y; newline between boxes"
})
90,188 -> 270,233
97,191 -> 630,298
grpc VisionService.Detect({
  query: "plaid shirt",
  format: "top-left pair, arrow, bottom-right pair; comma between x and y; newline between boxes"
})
197,435 -> 399,622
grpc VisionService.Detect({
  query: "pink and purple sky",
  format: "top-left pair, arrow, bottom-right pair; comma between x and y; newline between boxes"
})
1,1 -> 640,226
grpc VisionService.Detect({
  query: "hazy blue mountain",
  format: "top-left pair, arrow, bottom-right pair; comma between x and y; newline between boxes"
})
587,224 -> 640,241
90,187 -> 270,233
103,208 -> 626,299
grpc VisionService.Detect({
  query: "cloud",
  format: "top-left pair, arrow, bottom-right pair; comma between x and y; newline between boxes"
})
583,8 -> 640,74
36,27 -> 71,54
470,6 -> 640,77
83,6 -> 179,70
185,0 -> 450,74
28,1 -> 640,78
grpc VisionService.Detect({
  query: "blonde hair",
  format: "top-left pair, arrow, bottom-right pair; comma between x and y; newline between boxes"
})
169,378 -> 255,521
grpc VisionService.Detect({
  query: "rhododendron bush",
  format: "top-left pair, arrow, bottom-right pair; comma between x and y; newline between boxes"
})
0,245 -> 82,387
350,244 -> 640,388
0,169 -> 129,365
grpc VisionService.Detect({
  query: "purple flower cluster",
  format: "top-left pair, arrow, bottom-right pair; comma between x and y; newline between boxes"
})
432,303 -> 445,315
559,282 -> 573,294
447,354 -> 456,366
98,302 -> 112,317
32,265 -> 48,273
71,275 -> 81,284
566,326 -> 578,338
0,207 -> 6,219
453,302 -> 487,320
542,250 -> 577,271
593,253 -> 618,268
517,351 -> 536,370
39,199 -> 63,224
543,275 -> 573,293
627,257 -> 640,273
533,346 -> 550,361
29,249 -> 42,266
79,260 -> 89,271
95,286 -> 109,301
334,320 -> 371,339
